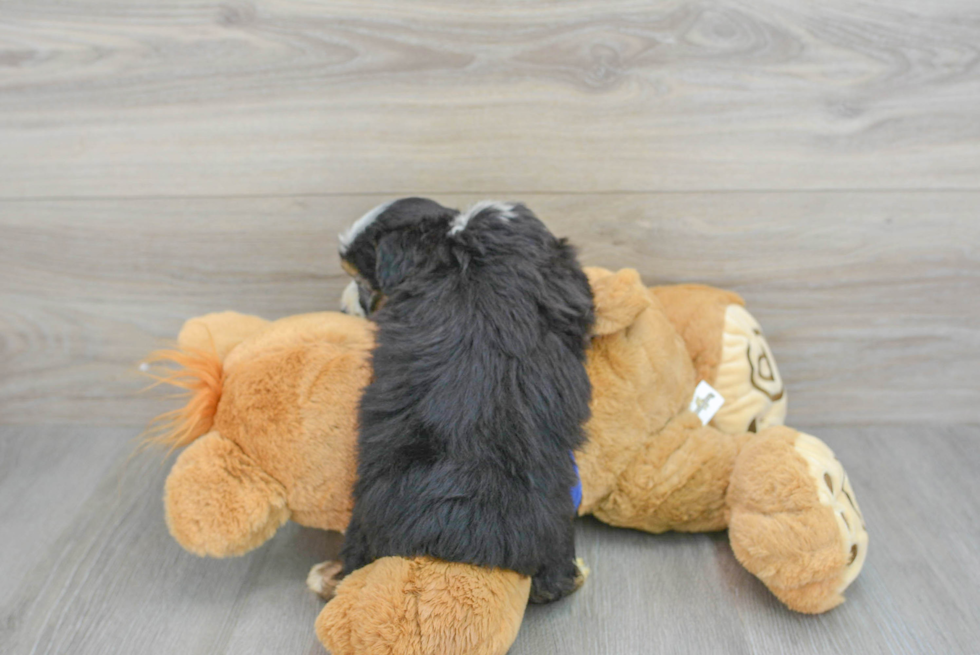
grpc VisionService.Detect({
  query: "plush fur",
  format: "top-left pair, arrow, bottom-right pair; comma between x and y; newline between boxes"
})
150,272 -> 869,655
337,198 -> 595,603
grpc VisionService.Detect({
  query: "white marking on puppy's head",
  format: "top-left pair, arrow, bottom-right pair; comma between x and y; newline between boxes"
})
339,200 -> 394,255
340,280 -> 366,317
448,200 -> 518,236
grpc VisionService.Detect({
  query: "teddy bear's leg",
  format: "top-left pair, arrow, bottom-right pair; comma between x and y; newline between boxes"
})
589,411 -> 745,533
316,556 -> 531,655
164,430 -> 290,557
727,427 -> 868,613
177,311 -> 271,361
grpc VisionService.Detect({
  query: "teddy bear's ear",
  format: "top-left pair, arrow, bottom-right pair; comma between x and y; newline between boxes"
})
586,267 -> 651,336
178,312 -> 272,362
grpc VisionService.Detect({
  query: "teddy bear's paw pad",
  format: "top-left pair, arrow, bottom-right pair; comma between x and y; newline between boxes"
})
307,560 -> 344,601
795,432 -> 868,592
711,305 -> 787,434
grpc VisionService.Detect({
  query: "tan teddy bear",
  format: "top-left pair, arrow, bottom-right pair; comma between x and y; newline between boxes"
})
148,267 -> 867,655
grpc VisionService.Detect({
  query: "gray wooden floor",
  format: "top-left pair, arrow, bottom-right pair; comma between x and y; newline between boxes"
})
2,1 -> 979,654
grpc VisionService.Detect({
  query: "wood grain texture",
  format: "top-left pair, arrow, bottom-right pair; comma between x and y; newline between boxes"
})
1,1 -> 977,653
1,0 -> 979,197
0,427 -> 339,655
519,425 -> 980,655
2,193 -> 977,427
2,425 -> 978,654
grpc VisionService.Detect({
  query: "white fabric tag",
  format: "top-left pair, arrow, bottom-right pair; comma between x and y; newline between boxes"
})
690,380 -> 725,426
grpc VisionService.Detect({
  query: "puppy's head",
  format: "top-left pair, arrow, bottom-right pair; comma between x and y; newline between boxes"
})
339,198 -> 534,316
338,197 -> 456,315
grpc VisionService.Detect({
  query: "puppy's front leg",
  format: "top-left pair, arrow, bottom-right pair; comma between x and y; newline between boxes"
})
528,521 -> 586,604
307,560 -> 344,601
308,515 -> 372,601
339,513 -> 373,575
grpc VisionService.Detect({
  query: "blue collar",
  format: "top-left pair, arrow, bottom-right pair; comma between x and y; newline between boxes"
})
570,452 -> 583,512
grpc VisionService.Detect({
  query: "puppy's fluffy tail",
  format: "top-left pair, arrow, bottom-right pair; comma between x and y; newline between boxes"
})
141,345 -> 224,451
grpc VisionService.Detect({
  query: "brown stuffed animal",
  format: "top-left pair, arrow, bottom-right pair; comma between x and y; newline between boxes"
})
148,268 -> 867,655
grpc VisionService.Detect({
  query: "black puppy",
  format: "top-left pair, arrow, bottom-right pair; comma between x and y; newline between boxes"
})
336,197 -> 593,603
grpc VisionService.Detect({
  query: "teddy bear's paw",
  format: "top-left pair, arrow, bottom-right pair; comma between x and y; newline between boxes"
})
794,432 -> 868,592
163,431 -> 291,557
307,560 -> 344,601
710,305 -> 787,434
728,428 -> 868,613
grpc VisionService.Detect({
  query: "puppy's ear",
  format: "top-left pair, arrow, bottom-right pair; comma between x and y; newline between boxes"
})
374,231 -> 420,294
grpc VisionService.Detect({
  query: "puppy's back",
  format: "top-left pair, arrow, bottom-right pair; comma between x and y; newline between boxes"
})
346,201 -> 594,576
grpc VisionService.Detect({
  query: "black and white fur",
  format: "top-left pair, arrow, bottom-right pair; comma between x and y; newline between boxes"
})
337,197 -> 594,603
